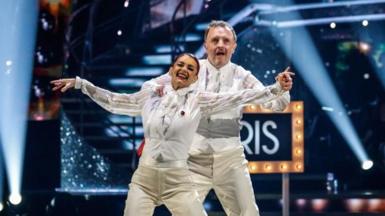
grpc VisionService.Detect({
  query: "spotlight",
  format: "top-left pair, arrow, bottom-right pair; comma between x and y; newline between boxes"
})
9,193 -> 22,205
358,42 -> 370,54
0,202 -> 3,211
36,51 -> 46,64
5,60 -> 12,66
321,106 -> 334,112
362,20 -> 369,27
296,198 -> 307,209
123,0 -> 129,8
311,199 -> 329,212
117,30 -> 122,36
295,148 -> 302,156
0,0 -> 38,203
279,163 -> 288,171
265,5 -> 371,169
344,198 -> 366,212
368,199 -> 383,212
363,73 -> 370,79
39,12 -> 55,32
362,160 -> 373,170
264,163 -> 272,171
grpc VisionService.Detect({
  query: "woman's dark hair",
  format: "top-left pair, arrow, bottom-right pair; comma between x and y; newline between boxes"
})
172,53 -> 200,74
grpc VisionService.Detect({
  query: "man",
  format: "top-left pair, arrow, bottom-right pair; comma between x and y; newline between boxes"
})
144,20 -> 293,216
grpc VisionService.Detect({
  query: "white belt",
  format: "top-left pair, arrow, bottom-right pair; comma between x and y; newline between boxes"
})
140,158 -> 188,168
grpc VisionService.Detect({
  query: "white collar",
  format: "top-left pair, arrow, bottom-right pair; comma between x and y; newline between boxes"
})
205,60 -> 232,73
164,82 -> 197,96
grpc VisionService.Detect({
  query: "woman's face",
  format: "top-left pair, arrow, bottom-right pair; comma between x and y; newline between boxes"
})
169,54 -> 199,90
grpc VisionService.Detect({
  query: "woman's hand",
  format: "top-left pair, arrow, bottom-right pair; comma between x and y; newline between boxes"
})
50,78 -> 76,92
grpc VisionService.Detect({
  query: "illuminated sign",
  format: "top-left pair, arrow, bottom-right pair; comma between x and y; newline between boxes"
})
241,101 -> 304,173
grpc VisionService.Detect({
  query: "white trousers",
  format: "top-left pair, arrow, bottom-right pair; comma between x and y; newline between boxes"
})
188,147 -> 260,216
123,165 -> 207,216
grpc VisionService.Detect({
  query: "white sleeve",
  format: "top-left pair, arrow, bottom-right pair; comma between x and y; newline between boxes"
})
241,68 -> 290,111
75,76 -> 151,116
198,82 -> 283,115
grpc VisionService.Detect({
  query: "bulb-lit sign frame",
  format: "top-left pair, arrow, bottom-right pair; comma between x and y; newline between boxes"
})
243,101 -> 304,174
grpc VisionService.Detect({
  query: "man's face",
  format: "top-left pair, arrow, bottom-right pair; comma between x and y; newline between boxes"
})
204,26 -> 237,69
169,55 -> 198,90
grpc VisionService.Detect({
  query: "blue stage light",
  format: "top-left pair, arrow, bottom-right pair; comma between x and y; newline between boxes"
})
0,0 -> 38,199
0,152 -> 3,212
9,193 -> 22,205
255,1 -> 372,168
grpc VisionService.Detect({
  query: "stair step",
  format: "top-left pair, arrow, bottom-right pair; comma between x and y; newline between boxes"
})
125,67 -> 164,76
70,122 -> 118,127
108,115 -> 142,124
83,136 -> 139,141
195,22 -> 209,31
81,138 -> 142,150
104,126 -> 144,137
142,54 -> 172,65
108,77 -> 146,87
175,33 -> 202,42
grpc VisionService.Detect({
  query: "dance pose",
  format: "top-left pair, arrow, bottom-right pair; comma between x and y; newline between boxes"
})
143,21 -> 294,216
52,53 -> 290,216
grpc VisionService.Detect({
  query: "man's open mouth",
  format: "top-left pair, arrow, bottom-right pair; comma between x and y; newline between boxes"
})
215,51 -> 225,56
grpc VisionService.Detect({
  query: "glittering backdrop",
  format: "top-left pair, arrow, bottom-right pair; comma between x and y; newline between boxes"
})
60,112 -> 130,191
232,26 -> 290,85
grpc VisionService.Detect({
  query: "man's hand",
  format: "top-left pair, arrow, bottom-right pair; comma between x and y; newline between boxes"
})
154,85 -> 165,97
275,67 -> 294,91
50,78 -> 76,92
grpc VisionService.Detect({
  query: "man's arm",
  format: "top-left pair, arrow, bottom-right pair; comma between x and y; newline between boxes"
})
242,68 -> 292,111
198,82 -> 284,115
141,73 -> 171,95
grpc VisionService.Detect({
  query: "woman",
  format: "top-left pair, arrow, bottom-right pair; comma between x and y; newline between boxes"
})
51,53 -> 285,216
